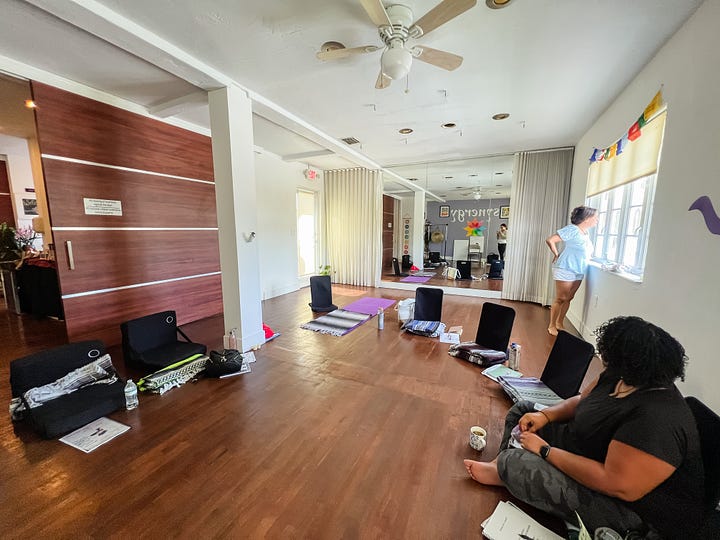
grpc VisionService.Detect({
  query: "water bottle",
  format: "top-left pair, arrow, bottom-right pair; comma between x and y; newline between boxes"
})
508,343 -> 521,371
377,308 -> 385,330
124,379 -> 139,410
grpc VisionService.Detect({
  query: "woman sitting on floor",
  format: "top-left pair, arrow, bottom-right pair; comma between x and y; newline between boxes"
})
464,316 -> 704,539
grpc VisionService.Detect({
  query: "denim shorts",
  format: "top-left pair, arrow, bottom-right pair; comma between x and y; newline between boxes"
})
552,267 -> 584,281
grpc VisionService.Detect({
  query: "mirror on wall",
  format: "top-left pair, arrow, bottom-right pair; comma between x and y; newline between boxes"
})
382,154 -> 514,293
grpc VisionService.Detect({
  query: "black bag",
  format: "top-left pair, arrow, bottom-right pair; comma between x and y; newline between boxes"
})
205,349 -> 245,377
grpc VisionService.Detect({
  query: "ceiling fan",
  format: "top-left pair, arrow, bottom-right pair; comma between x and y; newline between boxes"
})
458,187 -> 485,199
316,0 -> 477,89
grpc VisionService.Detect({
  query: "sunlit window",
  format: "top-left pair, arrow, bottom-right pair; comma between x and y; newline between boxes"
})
587,174 -> 656,277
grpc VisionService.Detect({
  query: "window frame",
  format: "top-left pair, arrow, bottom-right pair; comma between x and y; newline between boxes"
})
586,173 -> 657,278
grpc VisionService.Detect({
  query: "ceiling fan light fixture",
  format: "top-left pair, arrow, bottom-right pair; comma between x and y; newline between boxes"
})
381,44 -> 413,80
485,0 -> 513,9
399,127 -> 413,134
441,122 -> 456,129
492,113 -> 510,120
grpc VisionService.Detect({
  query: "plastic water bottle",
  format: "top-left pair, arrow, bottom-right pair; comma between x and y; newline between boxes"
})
124,379 -> 139,410
377,308 -> 385,330
508,343 -> 521,371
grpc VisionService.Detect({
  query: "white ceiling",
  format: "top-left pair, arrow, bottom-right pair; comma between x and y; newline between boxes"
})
0,0 -> 703,199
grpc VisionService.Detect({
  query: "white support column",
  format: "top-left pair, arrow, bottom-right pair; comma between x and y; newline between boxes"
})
412,191 -> 426,267
208,85 -> 264,352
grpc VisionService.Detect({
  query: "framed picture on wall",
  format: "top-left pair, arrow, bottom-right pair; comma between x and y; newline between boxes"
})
500,205 -> 510,219
22,198 -> 38,216
439,205 -> 450,218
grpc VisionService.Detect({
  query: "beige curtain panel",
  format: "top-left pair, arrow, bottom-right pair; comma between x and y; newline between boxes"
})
502,148 -> 574,305
324,168 -> 382,287
587,112 -> 666,196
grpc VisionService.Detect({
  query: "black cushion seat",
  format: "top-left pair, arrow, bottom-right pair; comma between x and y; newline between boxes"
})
308,275 -> 337,313
10,340 -> 125,439
121,310 -> 206,369
140,341 -> 207,369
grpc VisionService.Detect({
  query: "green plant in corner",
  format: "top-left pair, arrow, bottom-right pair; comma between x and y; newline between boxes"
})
318,265 -> 333,276
0,222 -> 21,263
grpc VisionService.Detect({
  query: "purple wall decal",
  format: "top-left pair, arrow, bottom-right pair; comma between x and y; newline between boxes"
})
689,196 -> 720,235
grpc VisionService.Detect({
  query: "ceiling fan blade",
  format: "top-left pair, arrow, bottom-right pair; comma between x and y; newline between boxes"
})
413,46 -> 463,71
360,0 -> 392,26
316,45 -> 380,61
375,70 -> 391,89
412,0 -> 477,36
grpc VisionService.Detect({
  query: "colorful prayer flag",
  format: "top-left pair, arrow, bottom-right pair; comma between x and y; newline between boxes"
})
628,121 -> 641,141
607,143 -> 617,159
589,148 -> 601,162
616,134 -> 629,155
637,114 -> 647,128
643,90 -> 663,120
604,147 -> 611,160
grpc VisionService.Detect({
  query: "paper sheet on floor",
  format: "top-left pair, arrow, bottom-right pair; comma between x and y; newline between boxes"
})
59,417 -> 130,453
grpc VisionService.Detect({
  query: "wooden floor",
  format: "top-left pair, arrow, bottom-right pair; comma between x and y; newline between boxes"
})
0,286 -> 600,538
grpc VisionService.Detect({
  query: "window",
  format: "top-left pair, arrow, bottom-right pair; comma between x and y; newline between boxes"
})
585,108 -> 667,280
587,174 -> 656,277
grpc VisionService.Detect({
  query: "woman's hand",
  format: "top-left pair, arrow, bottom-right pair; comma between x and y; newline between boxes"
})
517,411 -> 549,433
552,254 -> 558,264
518,431 -> 548,455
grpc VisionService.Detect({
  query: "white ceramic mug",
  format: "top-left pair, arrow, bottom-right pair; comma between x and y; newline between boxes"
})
469,426 -> 487,451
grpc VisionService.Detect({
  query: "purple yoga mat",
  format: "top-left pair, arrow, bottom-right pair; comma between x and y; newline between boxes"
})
342,297 -> 396,315
400,276 -> 432,283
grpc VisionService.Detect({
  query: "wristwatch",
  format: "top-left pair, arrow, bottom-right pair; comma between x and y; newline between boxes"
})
539,445 -> 552,460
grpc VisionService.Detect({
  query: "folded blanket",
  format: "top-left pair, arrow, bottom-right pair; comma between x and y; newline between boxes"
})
402,320 -> 446,338
448,342 -> 507,367
138,354 -> 208,395
9,354 -> 118,420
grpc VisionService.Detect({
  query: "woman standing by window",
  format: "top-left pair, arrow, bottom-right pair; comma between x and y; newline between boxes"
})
545,206 -> 598,336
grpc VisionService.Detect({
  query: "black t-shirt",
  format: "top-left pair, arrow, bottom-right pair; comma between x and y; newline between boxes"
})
559,371 -> 705,538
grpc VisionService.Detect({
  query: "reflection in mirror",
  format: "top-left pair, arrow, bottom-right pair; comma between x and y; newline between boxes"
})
381,154 -> 514,296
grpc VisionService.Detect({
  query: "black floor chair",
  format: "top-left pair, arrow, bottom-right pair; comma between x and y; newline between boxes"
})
685,396 -> 720,537
414,287 -> 443,321
308,275 -> 337,312
10,341 -> 125,438
475,302 -> 516,354
539,331 -> 595,399
121,310 -> 206,370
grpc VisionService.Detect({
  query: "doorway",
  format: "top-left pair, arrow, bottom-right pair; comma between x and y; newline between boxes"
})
296,189 -> 317,277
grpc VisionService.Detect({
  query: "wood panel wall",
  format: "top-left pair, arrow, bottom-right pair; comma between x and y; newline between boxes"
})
31,82 -> 222,346
0,160 -> 14,225
382,195 -> 395,272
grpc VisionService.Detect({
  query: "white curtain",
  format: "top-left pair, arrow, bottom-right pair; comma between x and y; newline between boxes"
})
502,148 -> 574,305
324,168 -> 382,286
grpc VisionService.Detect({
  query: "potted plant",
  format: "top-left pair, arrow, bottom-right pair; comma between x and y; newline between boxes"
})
0,222 -> 21,268
318,264 -> 333,276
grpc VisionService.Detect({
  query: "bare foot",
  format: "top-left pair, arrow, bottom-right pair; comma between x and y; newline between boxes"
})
548,326 -> 558,336
463,459 -> 503,486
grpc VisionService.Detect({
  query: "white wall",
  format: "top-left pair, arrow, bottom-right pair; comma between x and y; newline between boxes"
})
255,151 -> 323,300
567,0 -> 720,410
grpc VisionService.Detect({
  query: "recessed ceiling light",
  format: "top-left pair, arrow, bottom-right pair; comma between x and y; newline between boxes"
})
399,127 -> 413,134
486,0 -> 513,9
441,122 -> 456,129
492,113 -> 510,120
24,100 -> 37,109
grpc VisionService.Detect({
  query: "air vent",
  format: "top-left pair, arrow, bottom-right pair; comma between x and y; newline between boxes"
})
341,136 -> 360,145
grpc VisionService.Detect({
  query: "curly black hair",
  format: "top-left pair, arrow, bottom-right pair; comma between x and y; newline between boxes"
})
594,316 -> 687,387
570,206 -> 597,225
